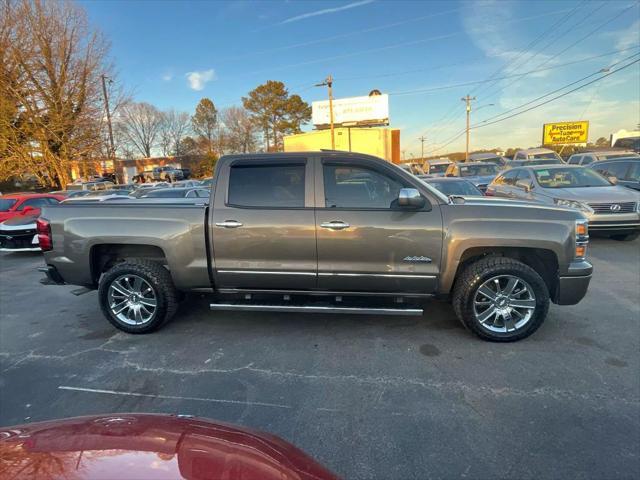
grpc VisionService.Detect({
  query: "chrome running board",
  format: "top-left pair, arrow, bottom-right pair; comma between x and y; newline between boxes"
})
209,302 -> 423,316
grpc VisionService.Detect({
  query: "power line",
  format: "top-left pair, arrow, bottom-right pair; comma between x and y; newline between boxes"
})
475,51 -> 640,125
471,58 -> 640,130
470,0 -> 588,97
416,2 -> 636,150
386,46 -> 638,96
424,56 -> 639,155
478,2 -> 635,104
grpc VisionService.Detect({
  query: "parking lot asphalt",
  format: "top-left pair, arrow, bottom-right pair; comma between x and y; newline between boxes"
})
0,237 -> 639,480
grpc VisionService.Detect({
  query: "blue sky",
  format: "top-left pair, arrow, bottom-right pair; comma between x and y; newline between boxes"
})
81,0 -> 640,155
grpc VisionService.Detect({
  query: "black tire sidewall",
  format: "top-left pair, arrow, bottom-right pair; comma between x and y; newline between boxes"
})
458,261 -> 549,342
98,263 -> 173,334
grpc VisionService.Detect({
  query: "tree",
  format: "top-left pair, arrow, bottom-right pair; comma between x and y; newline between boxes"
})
159,109 -> 191,156
242,80 -> 311,151
595,137 -> 609,147
192,98 -> 217,155
0,0 -> 114,188
115,102 -> 163,158
222,106 -> 259,153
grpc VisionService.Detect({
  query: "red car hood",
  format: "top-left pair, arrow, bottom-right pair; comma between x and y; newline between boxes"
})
0,414 -> 339,480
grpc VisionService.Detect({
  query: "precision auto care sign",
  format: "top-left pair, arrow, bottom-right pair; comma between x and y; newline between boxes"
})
542,121 -> 589,145
312,94 -> 389,127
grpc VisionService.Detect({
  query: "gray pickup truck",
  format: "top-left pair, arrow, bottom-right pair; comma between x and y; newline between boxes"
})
38,152 -> 593,342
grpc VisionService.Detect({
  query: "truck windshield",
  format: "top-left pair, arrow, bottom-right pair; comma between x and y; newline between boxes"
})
534,168 -> 612,188
0,199 -> 17,211
459,164 -> 498,176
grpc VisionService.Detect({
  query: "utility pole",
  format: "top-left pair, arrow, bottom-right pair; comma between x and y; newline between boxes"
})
419,136 -> 426,161
316,75 -> 335,149
101,74 -> 116,173
461,94 -> 476,161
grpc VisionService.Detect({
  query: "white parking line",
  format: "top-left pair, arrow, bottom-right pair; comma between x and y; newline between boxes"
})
58,385 -> 292,409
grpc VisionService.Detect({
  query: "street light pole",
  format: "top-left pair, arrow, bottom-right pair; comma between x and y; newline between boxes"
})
461,95 -> 476,162
316,75 -> 335,149
101,74 -> 116,172
419,135 -> 426,161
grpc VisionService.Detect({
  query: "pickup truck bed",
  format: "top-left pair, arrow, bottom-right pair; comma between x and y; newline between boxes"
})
39,152 -> 593,342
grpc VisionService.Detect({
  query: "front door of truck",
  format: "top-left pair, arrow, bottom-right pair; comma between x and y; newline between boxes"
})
211,156 -> 317,290
314,157 -> 442,293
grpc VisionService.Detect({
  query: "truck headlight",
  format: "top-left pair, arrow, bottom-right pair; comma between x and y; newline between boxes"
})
554,198 -> 594,214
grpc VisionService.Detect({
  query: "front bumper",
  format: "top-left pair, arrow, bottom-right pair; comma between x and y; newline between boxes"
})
587,212 -> 640,232
554,260 -> 592,305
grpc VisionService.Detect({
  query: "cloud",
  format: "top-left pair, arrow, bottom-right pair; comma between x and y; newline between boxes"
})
161,73 -> 173,81
279,0 -> 374,25
185,69 -> 216,91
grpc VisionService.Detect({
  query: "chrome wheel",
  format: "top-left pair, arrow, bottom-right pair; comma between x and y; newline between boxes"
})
107,274 -> 157,326
473,275 -> 536,333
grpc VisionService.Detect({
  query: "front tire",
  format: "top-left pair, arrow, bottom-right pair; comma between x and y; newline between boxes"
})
98,259 -> 179,334
452,257 -> 550,342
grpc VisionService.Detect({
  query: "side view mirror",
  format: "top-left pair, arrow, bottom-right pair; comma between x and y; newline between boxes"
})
608,176 -> 618,185
398,188 -> 426,208
21,206 -> 36,215
515,179 -> 533,192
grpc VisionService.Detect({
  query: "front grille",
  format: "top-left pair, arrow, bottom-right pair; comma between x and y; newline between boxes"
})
588,202 -> 637,214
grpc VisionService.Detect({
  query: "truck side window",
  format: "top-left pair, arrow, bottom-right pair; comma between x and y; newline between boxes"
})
323,164 -> 406,209
228,163 -> 305,208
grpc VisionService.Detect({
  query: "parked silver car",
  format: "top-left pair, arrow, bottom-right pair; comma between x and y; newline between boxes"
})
487,165 -> 640,240
567,150 -> 639,166
512,148 -> 563,162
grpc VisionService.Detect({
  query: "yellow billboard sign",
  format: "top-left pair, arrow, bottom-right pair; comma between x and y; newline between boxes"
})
543,121 -> 589,145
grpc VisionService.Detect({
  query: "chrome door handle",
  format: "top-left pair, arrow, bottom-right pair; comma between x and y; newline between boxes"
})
215,220 -> 243,228
320,221 -> 350,230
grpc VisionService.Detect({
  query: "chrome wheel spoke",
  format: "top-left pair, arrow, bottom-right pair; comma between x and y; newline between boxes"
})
477,306 -> 497,324
111,300 -> 129,315
134,306 -> 143,324
139,297 -> 157,307
111,282 -> 131,297
132,276 -> 143,293
509,299 -> 536,309
503,310 -> 516,332
504,277 -> 518,296
478,285 -> 497,301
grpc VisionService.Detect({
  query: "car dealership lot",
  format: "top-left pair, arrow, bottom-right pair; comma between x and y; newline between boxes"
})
0,238 -> 638,480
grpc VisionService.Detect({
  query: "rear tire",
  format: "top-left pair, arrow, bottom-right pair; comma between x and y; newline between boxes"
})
452,256 -> 549,342
98,259 -> 179,334
610,232 -> 639,241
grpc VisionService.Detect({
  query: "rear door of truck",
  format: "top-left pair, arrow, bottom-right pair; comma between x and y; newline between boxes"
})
210,155 -> 317,290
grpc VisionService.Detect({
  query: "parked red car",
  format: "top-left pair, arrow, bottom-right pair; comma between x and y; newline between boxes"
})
0,414 -> 340,480
0,193 -> 65,222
